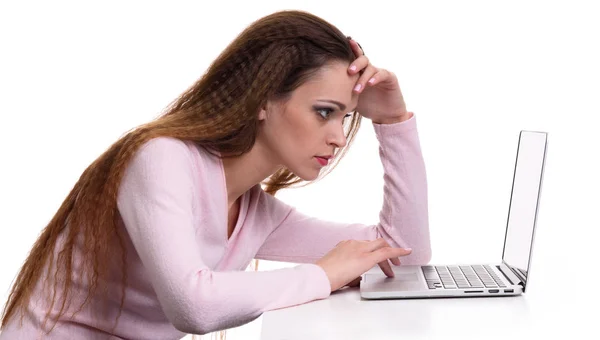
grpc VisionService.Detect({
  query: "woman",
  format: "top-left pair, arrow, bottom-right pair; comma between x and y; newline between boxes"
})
0,9 -> 431,340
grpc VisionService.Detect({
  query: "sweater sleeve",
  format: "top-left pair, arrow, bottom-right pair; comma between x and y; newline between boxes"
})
116,137 -> 331,336
255,112 -> 432,265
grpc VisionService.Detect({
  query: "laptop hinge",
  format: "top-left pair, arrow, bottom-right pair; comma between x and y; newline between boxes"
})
511,267 -> 527,289
512,267 -> 527,285
505,261 -> 529,285
499,263 -> 522,286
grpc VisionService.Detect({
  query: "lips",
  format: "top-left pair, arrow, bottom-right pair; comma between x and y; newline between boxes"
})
315,156 -> 329,166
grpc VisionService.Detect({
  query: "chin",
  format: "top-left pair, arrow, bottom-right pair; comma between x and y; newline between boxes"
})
289,166 -> 320,182
297,172 -> 319,181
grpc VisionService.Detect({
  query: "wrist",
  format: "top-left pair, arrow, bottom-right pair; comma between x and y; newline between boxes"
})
372,111 -> 412,125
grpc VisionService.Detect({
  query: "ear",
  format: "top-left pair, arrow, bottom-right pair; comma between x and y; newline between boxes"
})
258,99 -> 276,121
258,107 -> 267,121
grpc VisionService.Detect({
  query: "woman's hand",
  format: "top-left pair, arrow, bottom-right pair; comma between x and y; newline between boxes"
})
347,38 -> 411,124
315,238 -> 412,292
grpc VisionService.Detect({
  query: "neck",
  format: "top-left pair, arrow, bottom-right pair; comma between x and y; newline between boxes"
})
221,140 -> 280,208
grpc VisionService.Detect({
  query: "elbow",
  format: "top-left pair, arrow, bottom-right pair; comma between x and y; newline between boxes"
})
171,318 -> 211,336
416,237 -> 432,265
162,290 -> 220,335
405,248 -> 431,266
165,290 -> 246,335
163,269 -> 262,335
404,243 -> 432,265
168,308 -> 213,336
170,306 -> 261,336
420,247 -> 432,265
414,220 -> 432,264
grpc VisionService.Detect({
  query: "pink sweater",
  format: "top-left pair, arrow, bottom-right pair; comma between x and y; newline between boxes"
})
0,114 -> 430,339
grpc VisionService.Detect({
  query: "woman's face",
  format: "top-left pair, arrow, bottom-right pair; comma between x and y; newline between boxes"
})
257,60 -> 360,181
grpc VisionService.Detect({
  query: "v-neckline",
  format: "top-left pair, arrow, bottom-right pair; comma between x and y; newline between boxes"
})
218,156 -> 248,245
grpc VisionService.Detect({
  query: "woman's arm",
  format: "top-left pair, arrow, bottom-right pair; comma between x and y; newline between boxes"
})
117,137 -> 331,335
255,113 -> 432,265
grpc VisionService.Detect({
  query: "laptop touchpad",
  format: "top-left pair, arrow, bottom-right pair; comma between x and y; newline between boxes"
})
364,273 -> 424,291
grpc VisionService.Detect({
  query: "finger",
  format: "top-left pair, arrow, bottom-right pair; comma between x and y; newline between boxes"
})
371,246 -> 413,264
336,239 -> 350,247
354,66 -> 379,93
348,55 -> 369,75
365,69 -> 392,88
378,259 -> 395,278
390,257 -> 401,266
363,238 -> 389,252
347,276 -> 362,287
348,38 -> 364,57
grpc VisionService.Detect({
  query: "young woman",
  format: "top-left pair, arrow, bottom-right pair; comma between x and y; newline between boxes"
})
0,9 -> 431,340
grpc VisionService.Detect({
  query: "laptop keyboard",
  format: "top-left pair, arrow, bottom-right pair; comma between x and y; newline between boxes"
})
422,265 -> 507,289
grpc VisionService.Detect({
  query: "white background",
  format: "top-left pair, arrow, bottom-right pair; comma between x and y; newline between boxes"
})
1,1 -> 598,339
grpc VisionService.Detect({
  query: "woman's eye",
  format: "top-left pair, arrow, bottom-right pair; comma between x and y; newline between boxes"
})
316,108 -> 334,119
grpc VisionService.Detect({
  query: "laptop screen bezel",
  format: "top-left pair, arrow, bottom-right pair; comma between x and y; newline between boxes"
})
500,130 -> 548,293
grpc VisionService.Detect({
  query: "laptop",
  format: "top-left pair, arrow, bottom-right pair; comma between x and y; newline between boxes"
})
360,130 -> 548,299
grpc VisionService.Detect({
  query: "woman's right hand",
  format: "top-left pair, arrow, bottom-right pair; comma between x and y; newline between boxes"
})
315,238 -> 413,292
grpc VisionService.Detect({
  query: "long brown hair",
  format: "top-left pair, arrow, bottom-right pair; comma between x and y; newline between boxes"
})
1,9 -> 362,335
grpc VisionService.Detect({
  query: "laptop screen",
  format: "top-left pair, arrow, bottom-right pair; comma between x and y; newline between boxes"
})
501,130 -> 547,292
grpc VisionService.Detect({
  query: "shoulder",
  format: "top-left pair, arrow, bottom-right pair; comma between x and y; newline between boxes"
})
123,137 -> 223,187
119,137 -> 222,202
132,137 -> 218,169
135,136 -> 193,160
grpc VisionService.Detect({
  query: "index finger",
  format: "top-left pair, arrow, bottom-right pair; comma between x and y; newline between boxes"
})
363,238 -> 389,252
347,38 -> 364,58
370,247 -> 412,265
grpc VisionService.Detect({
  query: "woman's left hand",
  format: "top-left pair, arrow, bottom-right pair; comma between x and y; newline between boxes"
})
347,38 -> 411,124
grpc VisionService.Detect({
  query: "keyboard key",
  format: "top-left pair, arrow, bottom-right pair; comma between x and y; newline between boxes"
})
424,273 -> 438,280
424,264 -> 513,291
483,265 -> 509,287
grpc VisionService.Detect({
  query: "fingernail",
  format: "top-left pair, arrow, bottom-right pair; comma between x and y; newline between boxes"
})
406,248 -> 412,252
368,77 -> 375,84
354,84 -> 362,92
349,65 -> 357,72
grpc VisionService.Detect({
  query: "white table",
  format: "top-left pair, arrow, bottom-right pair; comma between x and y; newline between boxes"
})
261,264 -> 595,339
260,180 -> 599,340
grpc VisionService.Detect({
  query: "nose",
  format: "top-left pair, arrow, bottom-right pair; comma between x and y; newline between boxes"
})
326,123 -> 348,149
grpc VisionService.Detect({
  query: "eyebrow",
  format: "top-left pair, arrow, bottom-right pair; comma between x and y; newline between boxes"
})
318,99 -> 357,112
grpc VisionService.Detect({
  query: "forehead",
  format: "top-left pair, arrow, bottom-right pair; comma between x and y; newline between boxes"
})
291,61 -> 360,109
